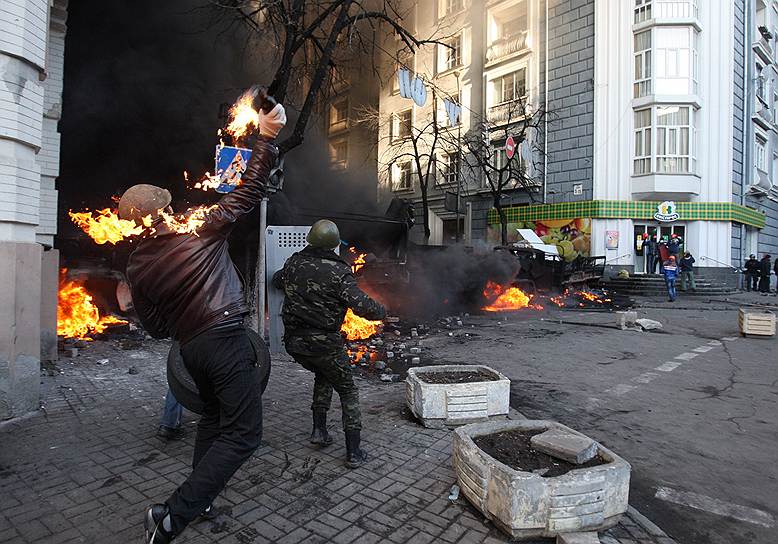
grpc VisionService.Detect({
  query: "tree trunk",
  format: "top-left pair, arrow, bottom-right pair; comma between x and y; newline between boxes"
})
421,187 -> 431,243
495,197 -> 508,246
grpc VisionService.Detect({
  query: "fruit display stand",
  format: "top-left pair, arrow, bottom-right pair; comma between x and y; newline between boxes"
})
406,365 -> 510,428
738,309 -> 776,337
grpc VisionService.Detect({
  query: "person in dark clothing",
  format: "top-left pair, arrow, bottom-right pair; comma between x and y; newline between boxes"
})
647,234 -> 659,274
679,251 -> 696,291
774,259 -> 778,293
158,388 -> 184,440
667,234 -> 682,257
758,254 -> 772,294
744,254 -> 759,291
273,219 -> 386,468
663,255 -> 679,302
122,102 -> 286,544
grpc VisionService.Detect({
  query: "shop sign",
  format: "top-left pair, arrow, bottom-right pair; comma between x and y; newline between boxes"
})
605,230 -> 619,249
654,201 -> 680,222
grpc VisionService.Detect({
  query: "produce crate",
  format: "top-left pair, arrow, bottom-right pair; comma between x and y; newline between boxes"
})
738,309 -> 776,337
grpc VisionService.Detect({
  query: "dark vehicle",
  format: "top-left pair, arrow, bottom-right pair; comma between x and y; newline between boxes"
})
494,244 -> 606,292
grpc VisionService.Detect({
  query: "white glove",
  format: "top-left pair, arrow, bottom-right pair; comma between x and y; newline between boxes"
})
259,103 -> 286,139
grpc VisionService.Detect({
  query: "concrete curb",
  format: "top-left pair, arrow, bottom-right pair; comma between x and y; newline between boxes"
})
0,409 -> 44,433
626,506 -> 677,542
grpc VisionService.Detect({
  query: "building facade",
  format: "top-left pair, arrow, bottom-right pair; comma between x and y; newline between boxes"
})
370,0 -> 776,284
1,0 -> 68,419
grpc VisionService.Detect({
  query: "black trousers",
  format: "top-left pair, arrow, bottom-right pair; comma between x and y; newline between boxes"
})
167,325 -> 262,534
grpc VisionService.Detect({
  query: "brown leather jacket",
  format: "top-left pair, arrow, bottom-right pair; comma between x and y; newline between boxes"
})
126,136 -> 278,344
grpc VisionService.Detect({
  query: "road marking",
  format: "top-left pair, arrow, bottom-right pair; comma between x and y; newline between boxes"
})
655,486 -> 776,528
633,372 -> 659,384
655,361 -> 682,372
675,352 -> 698,361
607,384 -> 636,396
721,337 -> 739,341
692,346 -> 713,353
707,340 -> 723,346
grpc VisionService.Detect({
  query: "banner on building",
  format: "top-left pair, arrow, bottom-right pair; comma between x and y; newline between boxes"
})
487,218 -> 592,261
605,230 -> 619,249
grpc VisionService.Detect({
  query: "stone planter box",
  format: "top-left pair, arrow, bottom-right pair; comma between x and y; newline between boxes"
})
405,365 -> 510,428
453,420 -> 630,540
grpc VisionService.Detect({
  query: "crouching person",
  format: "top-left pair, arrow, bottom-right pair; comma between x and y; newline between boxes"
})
120,103 -> 286,543
273,220 -> 386,468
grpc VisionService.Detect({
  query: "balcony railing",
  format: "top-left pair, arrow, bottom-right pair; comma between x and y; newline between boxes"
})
487,100 -> 529,124
486,32 -> 528,63
654,0 -> 698,20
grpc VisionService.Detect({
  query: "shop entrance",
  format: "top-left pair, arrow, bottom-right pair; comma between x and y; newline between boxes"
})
634,223 -> 686,274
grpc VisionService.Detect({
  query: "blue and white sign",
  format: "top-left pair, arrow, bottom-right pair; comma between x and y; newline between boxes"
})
214,145 -> 252,193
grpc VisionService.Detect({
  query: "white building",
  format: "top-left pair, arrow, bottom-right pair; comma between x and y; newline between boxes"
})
1,0 -> 68,419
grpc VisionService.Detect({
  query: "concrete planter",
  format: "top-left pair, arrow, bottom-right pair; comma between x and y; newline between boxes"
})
453,420 -> 630,540
405,365 -> 510,428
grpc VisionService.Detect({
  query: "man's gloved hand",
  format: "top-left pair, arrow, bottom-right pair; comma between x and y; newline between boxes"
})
259,104 -> 287,139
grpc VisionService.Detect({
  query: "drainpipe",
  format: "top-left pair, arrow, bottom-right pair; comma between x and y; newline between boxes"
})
741,0 -> 752,271
543,0 -> 549,204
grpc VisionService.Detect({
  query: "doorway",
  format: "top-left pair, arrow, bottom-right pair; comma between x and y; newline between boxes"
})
634,223 -> 686,274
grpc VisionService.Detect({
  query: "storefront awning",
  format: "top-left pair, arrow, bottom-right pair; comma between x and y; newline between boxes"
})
487,200 -> 766,228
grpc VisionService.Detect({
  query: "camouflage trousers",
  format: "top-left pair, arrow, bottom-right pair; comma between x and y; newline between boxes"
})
285,334 -> 361,431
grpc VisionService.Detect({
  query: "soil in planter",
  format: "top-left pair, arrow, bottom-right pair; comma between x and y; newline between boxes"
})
473,430 -> 606,477
416,370 -> 500,384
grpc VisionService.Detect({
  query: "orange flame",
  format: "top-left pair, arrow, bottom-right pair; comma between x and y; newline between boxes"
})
225,91 -> 259,142
482,281 -> 543,312
68,209 -> 151,245
57,275 -> 127,339
158,205 -> 218,236
341,309 -> 382,341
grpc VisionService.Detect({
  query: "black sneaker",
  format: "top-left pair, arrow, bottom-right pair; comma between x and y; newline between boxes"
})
157,425 -> 186,441
144,504 -> 174,543
199,504 -> 217,520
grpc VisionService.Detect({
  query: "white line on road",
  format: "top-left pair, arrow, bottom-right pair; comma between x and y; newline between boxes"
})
692,345 -> 714,353
655,486 -> 776,528
675,352 -> 698,361
707,340 -> 723,346
607,384 -> 637,396
655,361 -> 683,372
633,372 -> 659,384
721,337 -> 739,341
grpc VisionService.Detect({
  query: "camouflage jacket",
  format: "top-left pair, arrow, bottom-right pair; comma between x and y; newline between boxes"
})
272,246 -> 386,341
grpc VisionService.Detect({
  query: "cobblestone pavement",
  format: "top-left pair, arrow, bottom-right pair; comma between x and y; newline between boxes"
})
0,337 -> 677,544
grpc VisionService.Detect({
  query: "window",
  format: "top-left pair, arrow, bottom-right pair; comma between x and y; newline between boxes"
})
392,50 -> 414,94
773,91 -> 778,124
656,106 -> 693,173
392,161 -> 413,191
329,98 -> 348,133
441,151 -> 460,184
438,91 -> 462,127
441,35 -> 462,72
493,69 -> 527,105
634,109 -> 652,174
329,138 -> 348,169
756,64 -> 767,103
755,136 -> 767,173
492,145 -> 528,187
635,0 -> 652,23
444,0 -> 463,15
392,109 -> 412,141
655,27 -> 697,95
634,31 -> 652,98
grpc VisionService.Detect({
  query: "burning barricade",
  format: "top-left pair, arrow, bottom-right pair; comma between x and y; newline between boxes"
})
57,272 -> 127,341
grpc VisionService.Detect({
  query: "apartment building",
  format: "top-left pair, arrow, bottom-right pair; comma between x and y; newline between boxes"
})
369,0 -> 777,284
1,0 -> 68,419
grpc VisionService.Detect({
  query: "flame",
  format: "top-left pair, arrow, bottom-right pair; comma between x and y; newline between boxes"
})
349,249 -> 367,274
225,91 -> 260,142
348,345 -> 370,361
482,281 -> 543,312
159,205 -> 218,236
549,289 -> 612,308
68,209 -> 151,245
341,309 -> 382,341
57,274 -> 127,339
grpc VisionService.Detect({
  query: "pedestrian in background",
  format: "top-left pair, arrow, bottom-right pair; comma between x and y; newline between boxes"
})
744,254 -> 760,291
644,233 -> 656,275
668,233 -> 682,258
663,255 -> 679,302
774,258 -> 778,294
158,389 -> 184,440
679,251 -> 696,292
759,254 -> 772,294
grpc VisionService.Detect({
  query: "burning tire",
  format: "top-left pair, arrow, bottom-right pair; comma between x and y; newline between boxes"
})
166,328 -> 271,414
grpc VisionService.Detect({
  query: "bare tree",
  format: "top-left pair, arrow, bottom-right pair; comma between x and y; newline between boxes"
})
207,0 -> 443,155
358,88 -> 460,242
460,96 -> 548,245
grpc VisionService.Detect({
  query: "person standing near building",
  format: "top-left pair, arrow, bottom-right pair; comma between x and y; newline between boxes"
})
663,255 -> 679,302
759,254 -> 772,294
158,389 -> 184,440
121,100 -> 286,544
744,254 -> 760,291
668,233 -> 682,259
774,258 -> 778,294
643,233 -> 655,274
679,251 -> 696,292
273,219 -> 386,469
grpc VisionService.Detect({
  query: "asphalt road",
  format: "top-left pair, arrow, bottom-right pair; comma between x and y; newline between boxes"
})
426,297 -> 778,544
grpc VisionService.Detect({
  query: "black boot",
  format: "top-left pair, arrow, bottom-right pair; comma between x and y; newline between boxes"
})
344,430 -> 368,468
144,504 -> 175,543
310,409 -> 333,446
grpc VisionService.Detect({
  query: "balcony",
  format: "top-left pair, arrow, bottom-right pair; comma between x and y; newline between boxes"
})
486,32 -> 528,64
753,35 -> 774,65
634,0 -> 701,31
752,103 -> 774,131
487,100 -> 529,125
632,173 -> 700,200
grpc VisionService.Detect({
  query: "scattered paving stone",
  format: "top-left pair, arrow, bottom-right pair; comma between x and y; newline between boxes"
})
557,532 -> 601,544
530,430 -> 598,465
635,318 -> 663,331
127,365 -> 139,375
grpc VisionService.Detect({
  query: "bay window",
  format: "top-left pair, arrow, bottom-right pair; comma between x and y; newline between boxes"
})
633,106 -> 696,175
634,31 -> 652,97
634,27 -> 699,97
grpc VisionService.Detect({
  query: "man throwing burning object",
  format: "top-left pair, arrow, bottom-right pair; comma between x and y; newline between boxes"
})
273,220 -> 386,468
119,101 -> 286,544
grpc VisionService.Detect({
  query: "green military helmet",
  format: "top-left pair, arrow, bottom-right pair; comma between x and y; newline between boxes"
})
307,219 -> 340,249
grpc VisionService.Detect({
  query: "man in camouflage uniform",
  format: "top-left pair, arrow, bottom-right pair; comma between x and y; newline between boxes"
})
272,219 -> 385,468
